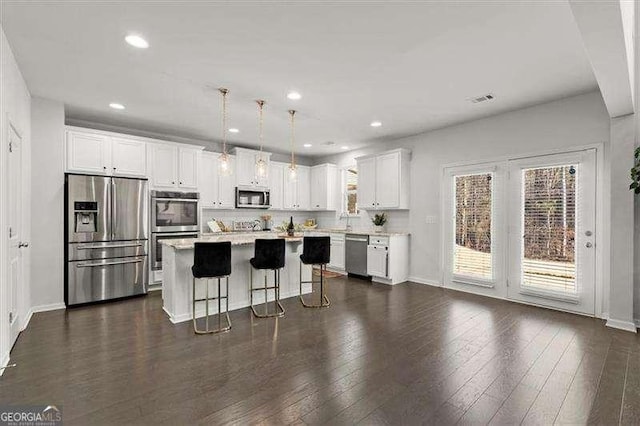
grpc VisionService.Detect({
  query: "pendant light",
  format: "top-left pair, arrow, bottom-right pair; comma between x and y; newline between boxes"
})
288,109 -> 297,181
218,88 -> 231,176
255,100 -> 267,179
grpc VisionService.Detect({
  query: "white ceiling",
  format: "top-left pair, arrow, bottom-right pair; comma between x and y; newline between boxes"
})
1,1 -> 597,156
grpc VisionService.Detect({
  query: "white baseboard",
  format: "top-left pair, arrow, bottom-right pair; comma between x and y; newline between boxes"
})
21,302 -> 66,331
408,276 -> 442,287
606,318 -> 638,333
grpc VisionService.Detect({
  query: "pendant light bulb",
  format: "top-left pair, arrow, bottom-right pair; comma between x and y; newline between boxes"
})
218,88 -> 232,176
255,100 -> 268,179
288,163 -> 297,182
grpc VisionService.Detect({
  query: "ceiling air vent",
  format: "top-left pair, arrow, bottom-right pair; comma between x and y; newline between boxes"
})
469,94 -> 495,104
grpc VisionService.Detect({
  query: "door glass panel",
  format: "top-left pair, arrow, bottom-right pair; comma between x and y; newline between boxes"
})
521,165 -> 576,294
453,173 -> 493,280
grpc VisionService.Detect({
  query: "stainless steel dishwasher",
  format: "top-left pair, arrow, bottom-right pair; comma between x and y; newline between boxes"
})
345,234 -> 370,278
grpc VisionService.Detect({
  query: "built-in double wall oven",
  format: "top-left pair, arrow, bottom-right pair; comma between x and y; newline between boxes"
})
150,190 -> 199,270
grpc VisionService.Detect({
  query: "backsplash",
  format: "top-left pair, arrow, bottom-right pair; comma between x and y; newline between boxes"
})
315,209 -> 410,233
200,208 -> 316,233
201,208 -> 409,234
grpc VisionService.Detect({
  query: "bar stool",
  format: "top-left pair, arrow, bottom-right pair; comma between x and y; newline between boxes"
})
299,236 -> 331,308
191,241 -> 232,334
250,238 -> 286,318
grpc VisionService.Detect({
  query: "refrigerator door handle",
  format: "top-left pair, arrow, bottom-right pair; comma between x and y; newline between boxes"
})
76,242 -> 144,250
111,179 -> 116,240
76,258 -> 144,268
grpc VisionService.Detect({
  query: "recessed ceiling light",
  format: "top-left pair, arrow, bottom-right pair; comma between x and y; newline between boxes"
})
341,146 -> 349,150
109,103 -> 125,110
370,121 -> 382,127
287,91 -> 302,100
228,128 -> 239,133
125,34 -> 149,49
303,143 -> 312,148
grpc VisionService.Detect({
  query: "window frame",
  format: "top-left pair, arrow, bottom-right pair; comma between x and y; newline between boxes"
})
443,162 -> 506,292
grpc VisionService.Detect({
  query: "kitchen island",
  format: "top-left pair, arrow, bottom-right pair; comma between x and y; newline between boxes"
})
161,232 -> 313,323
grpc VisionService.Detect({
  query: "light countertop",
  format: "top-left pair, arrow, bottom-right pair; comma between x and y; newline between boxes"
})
310,228 -> 410,237
161,232 -> 303,250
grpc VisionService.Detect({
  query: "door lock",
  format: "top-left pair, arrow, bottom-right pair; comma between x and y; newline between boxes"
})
585,242 -> 593,248
585,230 -> 593,237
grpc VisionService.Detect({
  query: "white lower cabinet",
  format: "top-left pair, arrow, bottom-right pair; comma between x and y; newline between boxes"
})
367,235 -> 410,285
329,233 -> 345,270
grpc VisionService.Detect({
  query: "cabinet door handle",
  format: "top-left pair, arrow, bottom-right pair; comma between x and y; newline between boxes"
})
103,166 -> 107,171
172,181 -> 175,185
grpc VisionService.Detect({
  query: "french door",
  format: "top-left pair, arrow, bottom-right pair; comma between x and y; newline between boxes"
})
507,150 -> 596,315
445,149 -> 597,316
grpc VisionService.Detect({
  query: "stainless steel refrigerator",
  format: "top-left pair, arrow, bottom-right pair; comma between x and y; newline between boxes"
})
65,174 -> 149,306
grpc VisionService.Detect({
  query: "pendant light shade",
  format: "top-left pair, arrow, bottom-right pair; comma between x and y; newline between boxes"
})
288,109 -> 297,182
256,100 -> 267,179
218,88 -> 232,176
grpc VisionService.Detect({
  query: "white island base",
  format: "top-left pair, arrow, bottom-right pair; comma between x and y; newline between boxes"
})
162,237 -> 313,324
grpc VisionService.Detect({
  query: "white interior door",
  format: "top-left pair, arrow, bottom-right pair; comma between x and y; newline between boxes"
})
507,150 -> 596,315
7,125 -> 24,346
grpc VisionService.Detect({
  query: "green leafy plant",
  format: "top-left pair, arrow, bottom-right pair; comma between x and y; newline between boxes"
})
631,147 -> 640,195
372,213 -> 387,226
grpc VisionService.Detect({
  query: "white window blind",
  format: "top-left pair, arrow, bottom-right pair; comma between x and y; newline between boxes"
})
453,173 -> 493,280
521,165 -> 577,295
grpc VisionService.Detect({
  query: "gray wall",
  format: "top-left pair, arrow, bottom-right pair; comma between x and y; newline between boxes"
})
31,98 -> 65,309
315,91 -> 613,310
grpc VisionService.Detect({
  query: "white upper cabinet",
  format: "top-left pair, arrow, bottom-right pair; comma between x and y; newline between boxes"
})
375,152 -> 401,208
178,147 -> 199,189
232,148 -> 271,187
66,129 -> 147,177
310,164 -> 338,210
150,144 -> 178,188
66,130 -> 111,174
357,157 -> 376,208
269,163 -> 284,210
111,137 -> 147,177
296,166 -> 311,210
200,152 -> 235,209
150,143 -> 202,190
356,149 -> 411,210
279,163 -> 310,210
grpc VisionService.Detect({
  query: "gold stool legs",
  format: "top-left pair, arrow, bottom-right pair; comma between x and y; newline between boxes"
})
192,276 -> 231,334
299,262 -> 331,308
250,267 -> 285,318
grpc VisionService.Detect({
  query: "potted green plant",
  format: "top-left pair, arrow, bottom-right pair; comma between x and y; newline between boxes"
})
372,213 -> 387,233
631,147 -> 640,194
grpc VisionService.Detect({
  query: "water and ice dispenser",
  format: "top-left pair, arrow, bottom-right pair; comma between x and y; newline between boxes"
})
73,201 -> 98,233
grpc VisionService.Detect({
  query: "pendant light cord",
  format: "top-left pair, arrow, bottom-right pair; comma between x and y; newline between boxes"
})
219,88 -> 228,155
289,109 -> 296,169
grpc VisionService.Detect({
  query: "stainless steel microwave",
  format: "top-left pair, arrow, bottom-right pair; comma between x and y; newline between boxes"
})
235,186 -> 270,209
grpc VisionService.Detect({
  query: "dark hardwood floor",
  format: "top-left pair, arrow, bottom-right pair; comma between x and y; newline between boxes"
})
1,276 -> 639,425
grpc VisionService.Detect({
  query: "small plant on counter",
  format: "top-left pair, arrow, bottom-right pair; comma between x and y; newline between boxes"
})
372,213 -> 387,226
631,147 -> 640,195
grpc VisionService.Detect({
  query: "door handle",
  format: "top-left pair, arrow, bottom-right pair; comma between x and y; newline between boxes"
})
585,242 -> 593,248
18,242 -> 29,248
